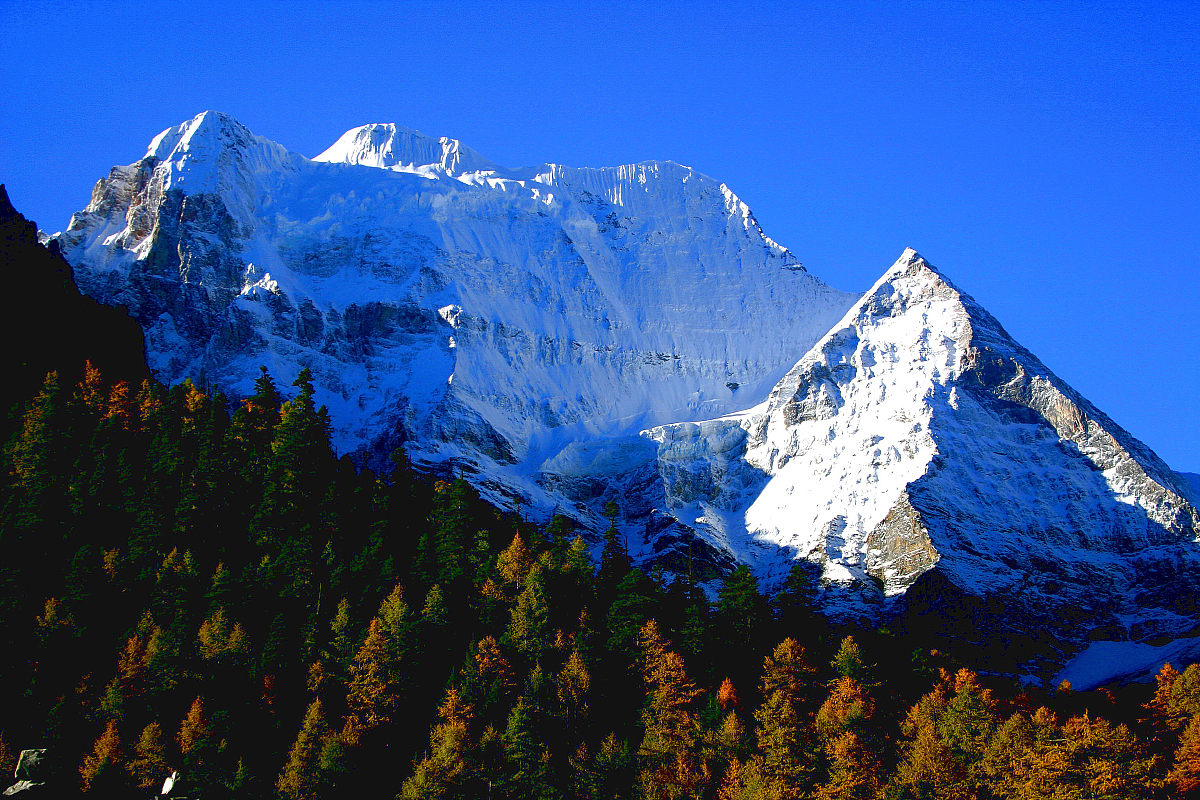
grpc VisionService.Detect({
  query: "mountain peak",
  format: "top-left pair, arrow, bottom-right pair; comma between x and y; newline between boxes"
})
644,244 -> 1198,683
877,247 -> 956,291
313,122 -> 497,176
145,110 -> 257,161
124,113 -> 302,226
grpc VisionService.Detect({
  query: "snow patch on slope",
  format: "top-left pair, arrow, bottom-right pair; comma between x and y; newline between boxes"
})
1056,638 -> 1200,690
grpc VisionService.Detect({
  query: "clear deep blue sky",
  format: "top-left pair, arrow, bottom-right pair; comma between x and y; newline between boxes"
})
2,0 -> 1197,471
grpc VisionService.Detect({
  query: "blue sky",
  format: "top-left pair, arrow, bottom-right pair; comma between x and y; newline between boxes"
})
2,0 -> 1197,471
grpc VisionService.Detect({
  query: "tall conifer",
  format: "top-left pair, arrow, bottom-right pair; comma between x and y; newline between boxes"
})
277,697 -> 328,800
80,720 -> 126,794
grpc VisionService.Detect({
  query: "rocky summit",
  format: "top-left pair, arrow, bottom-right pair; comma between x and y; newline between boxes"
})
53,112 -> 1200,685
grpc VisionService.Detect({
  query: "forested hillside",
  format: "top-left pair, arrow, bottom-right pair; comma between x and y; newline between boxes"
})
2,362 -> 1200,799
3,187 -> 1200,798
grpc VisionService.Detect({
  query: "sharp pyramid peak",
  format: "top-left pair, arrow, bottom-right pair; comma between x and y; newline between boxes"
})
172,110 -> 245,130
842,248 -> 995,337
766,247 -> 1008,417
190,109 -> 244,126
875,247 -> 960,291
145,111 -> 261,160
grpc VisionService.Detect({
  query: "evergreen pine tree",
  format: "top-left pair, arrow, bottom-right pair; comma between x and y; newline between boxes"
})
596,502 -> 631,589
715,565 -> 767,696
3,372 -> 72,611
588,733 -> 634,800
502,697 -> 549,798
228,367 -> 281,485
252,368 -> 334,602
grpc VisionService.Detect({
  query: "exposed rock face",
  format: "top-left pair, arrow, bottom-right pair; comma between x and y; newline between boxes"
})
864,492 -> 938,589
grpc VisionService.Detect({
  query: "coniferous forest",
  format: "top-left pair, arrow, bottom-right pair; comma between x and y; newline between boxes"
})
3,190 -> 1200,799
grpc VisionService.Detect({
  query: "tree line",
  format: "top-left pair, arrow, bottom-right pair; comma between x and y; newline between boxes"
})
2,362 -> 1200,799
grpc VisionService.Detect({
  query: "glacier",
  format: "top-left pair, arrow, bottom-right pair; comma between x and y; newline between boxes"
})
54,111 -> 1200,685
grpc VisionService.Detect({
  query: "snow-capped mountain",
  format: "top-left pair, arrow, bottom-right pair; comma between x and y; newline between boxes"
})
54,112 -> 1200,684
55,110 -> 855,490
631,249 -> 1200,682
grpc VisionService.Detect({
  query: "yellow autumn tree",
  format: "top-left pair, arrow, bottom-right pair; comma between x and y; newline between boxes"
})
750,638 -> 819,800
400,688 -> 476,799
277,697 -> 329,800
813,675 -> 882,799
815,675 -> 875,742
197,608 -> 231,659
977,707 -> 1054,798
718,677 -> 740,713
1146,662 -> 1200,750
104,380 -> 135,428
812,732 -> 882,800
101,617 -> 152,721
81,720 -> 126,794
558,647 -> 591,735
177,697 -> 209,756
892,674 -> 968,799
343,617 -> 398,744
638,620 -> 709,800
127,722 -> 170,792
177,696 -> 215,787
497,532 -> 533,592
1167,713 -> 1200,796
1058,712 -> 1158,799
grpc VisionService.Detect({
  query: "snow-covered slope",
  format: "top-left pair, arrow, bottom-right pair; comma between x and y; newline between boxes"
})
55,110 -> 856,484
313,123 -> 498,177
631,249 -> 1200,682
